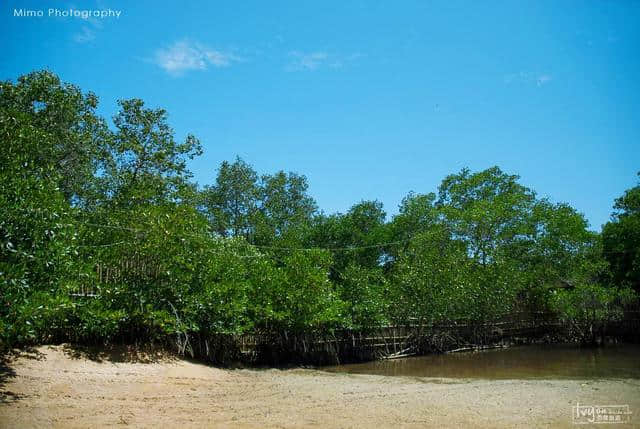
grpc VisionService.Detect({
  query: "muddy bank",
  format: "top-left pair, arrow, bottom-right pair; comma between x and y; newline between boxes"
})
1,345 -> 639,428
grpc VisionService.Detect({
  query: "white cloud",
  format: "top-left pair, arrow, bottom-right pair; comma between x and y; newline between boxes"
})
72,10 -> 103,43
536,74 -> 552,87
286,51 -> 363,72
287,51 -> 328,71
154,40 -> 241,76
504,71 -> 553,87
74,26 -> 95,43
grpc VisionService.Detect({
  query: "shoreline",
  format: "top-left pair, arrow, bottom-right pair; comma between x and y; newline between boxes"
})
1,345 -> 639,428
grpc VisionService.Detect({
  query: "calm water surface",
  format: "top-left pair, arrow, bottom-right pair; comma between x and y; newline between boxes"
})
322,344 -> 640,379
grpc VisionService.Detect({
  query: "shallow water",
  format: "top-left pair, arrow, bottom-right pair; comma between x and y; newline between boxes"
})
322,344 -> 640,379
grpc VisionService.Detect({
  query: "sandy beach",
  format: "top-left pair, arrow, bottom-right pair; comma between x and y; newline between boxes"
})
1,345 -> 638,428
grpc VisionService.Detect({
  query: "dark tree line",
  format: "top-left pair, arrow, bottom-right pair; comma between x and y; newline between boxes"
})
1,71 -> 637,351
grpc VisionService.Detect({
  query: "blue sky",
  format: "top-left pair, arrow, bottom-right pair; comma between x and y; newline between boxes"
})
2,1 -> 639,230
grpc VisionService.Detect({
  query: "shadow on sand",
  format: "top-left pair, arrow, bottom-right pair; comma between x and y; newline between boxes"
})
1,347 -> 44,404
61,343 -> 178,364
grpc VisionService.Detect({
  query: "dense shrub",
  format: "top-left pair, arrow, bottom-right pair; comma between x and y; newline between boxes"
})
2,70 -> 638,355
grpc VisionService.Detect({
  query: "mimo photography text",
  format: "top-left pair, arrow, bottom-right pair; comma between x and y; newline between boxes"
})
13,7 -> 122,19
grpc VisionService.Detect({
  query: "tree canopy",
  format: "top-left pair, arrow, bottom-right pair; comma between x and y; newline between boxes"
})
1,71 -> 636,354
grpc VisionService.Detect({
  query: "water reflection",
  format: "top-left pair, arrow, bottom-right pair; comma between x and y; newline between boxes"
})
323,344 -> 640,379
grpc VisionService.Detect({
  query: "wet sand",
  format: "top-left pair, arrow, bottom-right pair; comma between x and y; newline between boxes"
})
1,345 -> 639,428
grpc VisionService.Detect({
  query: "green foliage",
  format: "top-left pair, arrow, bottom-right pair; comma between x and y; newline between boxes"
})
338,265 -> 388,329
602,173 -> 640,292
436,166 -> 536,265
105,98 -> 202,207
2,70 -> 637,354
391,225 -> 470,324
551,283 -> 636,345
431,167 -> 536,319
309,200 -> 388,279
202,157 -> 260,239
253,170 -> 317,247
512,200 -> 599,313
202,157 -> 318,247
275,250 -> 345,330
389,192 -> 438,240
0,70 -> 110,203
0,74 -> 89,349
184,238 -> 262,335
